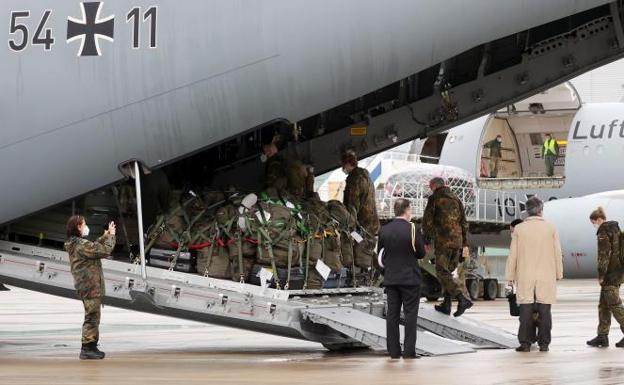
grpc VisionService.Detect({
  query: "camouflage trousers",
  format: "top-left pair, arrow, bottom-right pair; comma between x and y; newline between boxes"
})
597,285 -> 624,335
435,248 -> 463,297
81,297 -> 102,345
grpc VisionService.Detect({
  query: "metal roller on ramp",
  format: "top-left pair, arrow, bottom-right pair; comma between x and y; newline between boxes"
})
417,305 -> 517,349
302,307 -> 474,356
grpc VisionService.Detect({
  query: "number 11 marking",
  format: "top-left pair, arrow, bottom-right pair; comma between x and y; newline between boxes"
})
127,6 -> 157,49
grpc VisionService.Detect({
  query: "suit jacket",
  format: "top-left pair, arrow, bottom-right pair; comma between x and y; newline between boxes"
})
378,218 -> 426,286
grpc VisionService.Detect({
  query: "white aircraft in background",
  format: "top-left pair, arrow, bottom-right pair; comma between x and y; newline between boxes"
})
389,81 -> 624,278
544,191 -> 624,278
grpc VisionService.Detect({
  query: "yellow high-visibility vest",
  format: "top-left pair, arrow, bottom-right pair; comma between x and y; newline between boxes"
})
544,139 -> 557,156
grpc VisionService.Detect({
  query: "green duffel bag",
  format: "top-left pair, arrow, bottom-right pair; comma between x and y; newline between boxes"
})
301,199 -> 332,230
307,236 -> 323,263
155,214 -> 186,248
354,237 -> 376,269
197,243 -> 232,279
322,235 -> 343,273
230,255 -> 255,282
327,200 -> 357,229
305,263 -> 325,290
215,204 -> 238,226
202,191 -> 226,207
227,234 -> 258,259
257,237 -> 302,268
340,233 -> 355,266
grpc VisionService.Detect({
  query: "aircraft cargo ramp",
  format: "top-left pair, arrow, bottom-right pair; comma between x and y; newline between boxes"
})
301,307 -> 473,356
0,240 -> 516,357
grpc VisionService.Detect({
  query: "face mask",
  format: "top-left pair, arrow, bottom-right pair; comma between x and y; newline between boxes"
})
81,225 -> 90,237
594,223 -> 600,230
260,154 -> 268,163
497,137 -> 502,142
342,167 -> 349,175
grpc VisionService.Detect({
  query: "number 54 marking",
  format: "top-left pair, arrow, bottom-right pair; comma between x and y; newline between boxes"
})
8,10 -> 55,52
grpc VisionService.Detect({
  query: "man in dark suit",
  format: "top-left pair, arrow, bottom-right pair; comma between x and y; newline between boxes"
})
378,198 -> 426,359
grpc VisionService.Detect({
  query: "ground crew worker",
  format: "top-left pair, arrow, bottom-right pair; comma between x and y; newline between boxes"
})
543,134 -> 559,177
422,177 -> 472,317
586,207 -> 624,348
341,151 -> 380,236
483,134 -> 503,178
64,216 -> 116,360
262,141 -> 313,199
378,198 -> 426,359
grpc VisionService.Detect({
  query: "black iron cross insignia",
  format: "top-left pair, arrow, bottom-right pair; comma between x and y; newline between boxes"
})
67,2 -> 115,57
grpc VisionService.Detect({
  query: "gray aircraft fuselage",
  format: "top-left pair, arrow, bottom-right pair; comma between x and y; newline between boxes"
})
0,0 -> 614,224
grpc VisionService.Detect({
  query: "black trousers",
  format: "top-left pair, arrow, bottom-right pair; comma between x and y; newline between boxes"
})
386,285 -> 421,357
518,303 -> 552,346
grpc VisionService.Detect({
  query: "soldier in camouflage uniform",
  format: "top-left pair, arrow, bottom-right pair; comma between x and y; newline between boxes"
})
587,207 -> 624,348
263,141 -> 313,199
64,216 -> 116,360
341,152 -> 380,273
422,177 -> 473,317
341,151 -> 380,236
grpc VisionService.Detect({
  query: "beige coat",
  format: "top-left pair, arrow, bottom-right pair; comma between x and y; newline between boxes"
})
505,216 -> 563,304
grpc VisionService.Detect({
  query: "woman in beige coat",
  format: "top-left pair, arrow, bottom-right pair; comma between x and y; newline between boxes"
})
506,197 -> 563,352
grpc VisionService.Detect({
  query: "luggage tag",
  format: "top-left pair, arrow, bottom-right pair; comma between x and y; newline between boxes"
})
255,210 -> 271,223
350,231 -> 364,244
257,268 -> 274,289
315,259 -> 331,281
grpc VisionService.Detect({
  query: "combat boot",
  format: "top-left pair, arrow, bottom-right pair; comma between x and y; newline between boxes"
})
453,294 -> 473,317
586,335 -> 609,348
79,342 -> 106,360
615,338 -> 624,348
434,295 -> 452,315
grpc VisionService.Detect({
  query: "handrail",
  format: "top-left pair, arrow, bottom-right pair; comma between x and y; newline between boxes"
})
377,183 -> 519,224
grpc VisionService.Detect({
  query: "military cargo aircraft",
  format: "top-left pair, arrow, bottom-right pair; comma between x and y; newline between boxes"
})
1,0 -> 624,354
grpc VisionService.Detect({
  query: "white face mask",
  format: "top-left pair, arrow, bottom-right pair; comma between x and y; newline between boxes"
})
342,167 -> 349,175
81,225 -> 90,237
593,223 -> 601,230
497,137 -> 502,142
260,154 -> 268,163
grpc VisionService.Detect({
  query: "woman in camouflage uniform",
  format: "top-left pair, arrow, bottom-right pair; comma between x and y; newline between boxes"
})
64,216 -> 116,360
587,207 -> 624,348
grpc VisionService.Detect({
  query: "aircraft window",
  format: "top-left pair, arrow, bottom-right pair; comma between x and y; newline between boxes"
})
529,133 -> 543,146
583,145 -> 590,155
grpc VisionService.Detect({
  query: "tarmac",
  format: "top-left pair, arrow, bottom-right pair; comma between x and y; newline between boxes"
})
1,280 -> 624,385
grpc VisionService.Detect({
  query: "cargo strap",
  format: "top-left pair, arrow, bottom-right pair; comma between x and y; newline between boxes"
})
341,230 -> 357,288
235,230 -> 245,283
303,234 -> 312,289
285,234 -> 293,290
257,209 -> 281,289
258,228 -> 281,289
203,232 -> 218,277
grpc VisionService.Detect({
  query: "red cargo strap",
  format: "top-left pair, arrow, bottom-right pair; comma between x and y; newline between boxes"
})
168,241 -> 212,250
